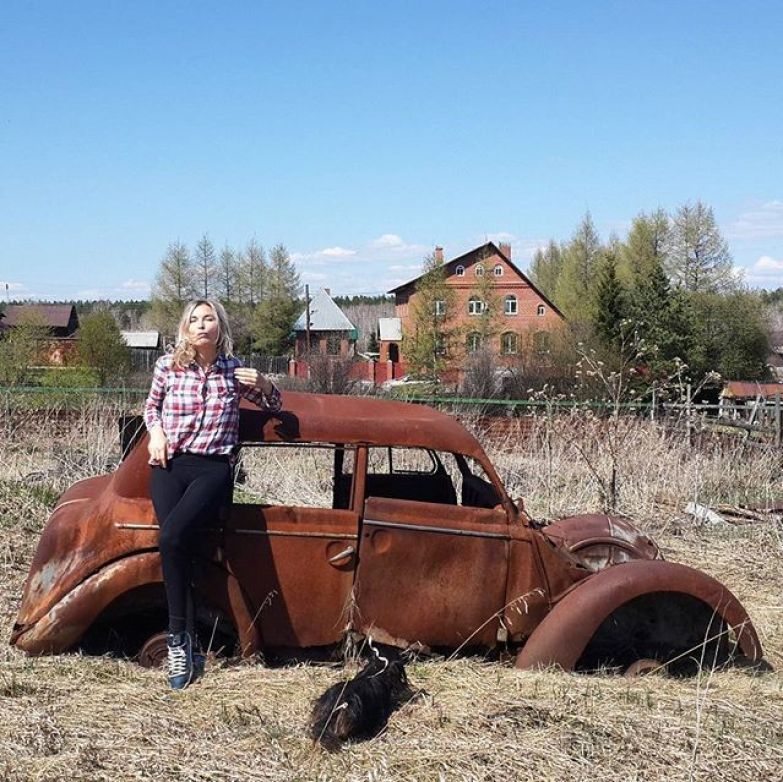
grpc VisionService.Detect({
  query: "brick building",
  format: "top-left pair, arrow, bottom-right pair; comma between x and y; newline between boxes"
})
381,241 -> 565,366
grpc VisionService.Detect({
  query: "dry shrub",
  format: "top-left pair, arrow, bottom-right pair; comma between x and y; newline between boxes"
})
0,397 -> 781,781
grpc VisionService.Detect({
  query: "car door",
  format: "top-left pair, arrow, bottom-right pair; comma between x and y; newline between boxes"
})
219,443 -> 359,649
352,446 -> 510,650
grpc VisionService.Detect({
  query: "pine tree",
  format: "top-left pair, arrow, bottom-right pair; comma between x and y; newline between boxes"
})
554,212 -> 603,322
528,240 -> 564,299
150,241 -> 196,336
669,201 -> 733,293
403,252 -> 457,378
251,244 -> 301,354
593,249 -> 625,348
194,234 -> 218,298
216,244 -> 238,304
241,239 -> 266,305
621,209 -> 670,287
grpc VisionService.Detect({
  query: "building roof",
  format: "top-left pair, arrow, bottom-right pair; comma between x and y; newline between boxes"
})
721,381 -> 783,399
1,304 -> 77,329
294,288 -> 357,332
378,317 -> 402,341
386,241 -> 565,319
121,331 -> 160,349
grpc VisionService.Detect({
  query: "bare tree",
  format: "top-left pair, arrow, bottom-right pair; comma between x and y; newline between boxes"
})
194,233 -> 218,299
669,201 -> 734,292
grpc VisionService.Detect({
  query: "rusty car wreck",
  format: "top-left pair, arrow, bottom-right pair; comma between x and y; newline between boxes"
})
10,392 -> 764,674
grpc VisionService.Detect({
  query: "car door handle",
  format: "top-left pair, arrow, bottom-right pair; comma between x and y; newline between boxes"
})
328,545 -> 355,565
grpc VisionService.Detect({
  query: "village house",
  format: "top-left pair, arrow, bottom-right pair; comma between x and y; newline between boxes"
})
381,241 -> 565,368
0,304 -> 80,364
292,288 -> 358,358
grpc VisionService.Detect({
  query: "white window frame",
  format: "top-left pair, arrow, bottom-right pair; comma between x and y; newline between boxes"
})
455,265 -> 465,277
466,332 -> 482,353
504,295 -> 518,316
434,299 -> 446,316
475,263 -> 485,277
468,297 -> 485,316
493,264 -> 503,277
537,304 -> 546,316
501,332 -> 518,355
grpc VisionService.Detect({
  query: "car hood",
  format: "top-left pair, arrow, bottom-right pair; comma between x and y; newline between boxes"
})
542,513 -> 662,572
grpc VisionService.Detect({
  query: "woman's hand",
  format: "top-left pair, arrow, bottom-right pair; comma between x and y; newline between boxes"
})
235,367 -> 274,395
148,425 -> 169,468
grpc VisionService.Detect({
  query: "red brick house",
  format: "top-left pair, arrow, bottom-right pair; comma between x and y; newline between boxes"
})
382,241 -> 565,366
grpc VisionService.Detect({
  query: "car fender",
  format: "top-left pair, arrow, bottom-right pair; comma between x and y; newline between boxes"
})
515,560 -> 762,670
11,552 -> 164,655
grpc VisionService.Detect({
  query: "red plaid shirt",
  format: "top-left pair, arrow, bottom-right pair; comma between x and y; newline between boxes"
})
144,354 -> 282,460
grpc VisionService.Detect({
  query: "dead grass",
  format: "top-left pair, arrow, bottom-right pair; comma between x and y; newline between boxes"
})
0,402 -> 781,781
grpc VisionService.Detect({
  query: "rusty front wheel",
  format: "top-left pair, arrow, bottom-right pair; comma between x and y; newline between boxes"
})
138,631 -> 169,668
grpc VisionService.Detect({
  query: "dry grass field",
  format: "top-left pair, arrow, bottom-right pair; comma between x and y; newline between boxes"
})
1,399 -> 781,781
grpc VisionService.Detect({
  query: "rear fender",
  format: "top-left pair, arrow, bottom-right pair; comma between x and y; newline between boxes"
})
11,553 -> 257,659
515,560 -> 762,670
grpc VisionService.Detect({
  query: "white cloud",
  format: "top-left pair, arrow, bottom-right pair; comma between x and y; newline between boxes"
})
318,246 -> 356,258
122,279 -> 150,291
754,255 -> 783,271
742,255 -> 783,288
727,201 -> 783,240
372,233 -> 405,248
389,263 -> 422,272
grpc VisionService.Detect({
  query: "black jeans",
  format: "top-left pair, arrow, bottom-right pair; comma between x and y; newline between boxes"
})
150,453 -> 231,635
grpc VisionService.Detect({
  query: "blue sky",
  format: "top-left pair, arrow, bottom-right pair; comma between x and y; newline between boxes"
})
2,1 -> 782,300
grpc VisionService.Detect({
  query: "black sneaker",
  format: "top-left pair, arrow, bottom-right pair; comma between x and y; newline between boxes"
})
167,631 -> 194,690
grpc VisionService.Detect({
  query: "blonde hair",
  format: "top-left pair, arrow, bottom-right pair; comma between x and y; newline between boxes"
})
171,299 -> 234,369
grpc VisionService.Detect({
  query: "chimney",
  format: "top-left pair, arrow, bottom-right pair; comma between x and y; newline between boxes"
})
434,246 -> 444,263
499,242 -> 511,259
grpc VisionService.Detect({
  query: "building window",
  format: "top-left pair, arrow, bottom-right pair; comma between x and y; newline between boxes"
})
435,334 -> 447,355
475,263 -> 485,277
468,297 -> 485,316
534,331 -> 550,354
537,304 -> 546,316
327,334 -> 342,355
493,264 -> 503,277
434,299 -> 446,316
455,265 -> 465,277
466,332 -> 482,353
504,295 -> 518,315
501,332 -> 518,355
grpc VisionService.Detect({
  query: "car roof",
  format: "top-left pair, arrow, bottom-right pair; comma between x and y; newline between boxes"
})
238,391 -> 487,460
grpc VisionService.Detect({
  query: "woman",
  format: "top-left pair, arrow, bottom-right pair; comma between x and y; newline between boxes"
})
143,299 -> 281,689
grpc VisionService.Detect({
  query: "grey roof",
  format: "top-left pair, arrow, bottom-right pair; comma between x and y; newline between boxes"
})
294,288 -> 356,332
378,317 -> 402,341
121,330 -> 161,348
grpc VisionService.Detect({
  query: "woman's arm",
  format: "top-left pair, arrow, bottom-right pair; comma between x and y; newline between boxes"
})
235,367 -> 282,412
144,358 -> 170,466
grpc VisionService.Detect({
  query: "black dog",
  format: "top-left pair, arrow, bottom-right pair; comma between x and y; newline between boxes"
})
309,643 -> 414,751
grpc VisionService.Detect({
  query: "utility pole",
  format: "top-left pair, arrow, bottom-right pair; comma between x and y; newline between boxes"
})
305,285 -> 311,354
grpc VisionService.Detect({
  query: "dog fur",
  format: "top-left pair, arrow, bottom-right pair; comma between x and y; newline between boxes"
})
309,644 -> 414,751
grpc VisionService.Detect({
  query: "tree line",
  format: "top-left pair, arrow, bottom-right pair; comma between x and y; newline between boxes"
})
528,201 -> 770,383
151,234 -> 301,355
